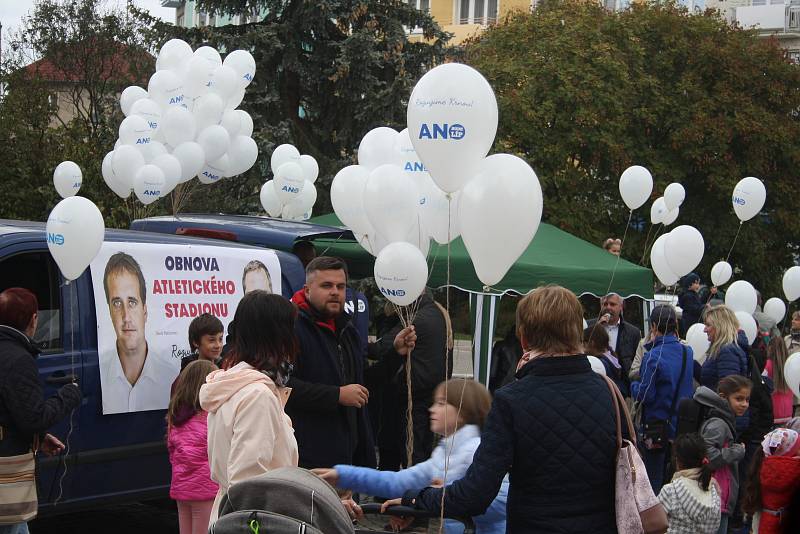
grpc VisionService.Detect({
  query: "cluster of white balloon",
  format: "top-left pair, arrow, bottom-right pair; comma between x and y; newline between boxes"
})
331,63 -> 544,306
102,39 -> 259,204
259,144 -> 319,220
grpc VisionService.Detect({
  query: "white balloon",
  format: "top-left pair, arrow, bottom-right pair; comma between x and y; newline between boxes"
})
119,115 -> 153,146
362,217 -> 430,258
209,65 -> 239,99
686,324 -> 710,365
227,89 -> 246,110
138,140 -> 167,163
152,154 -> 182,195
710,261 -> 733,287
238,110 -> 254,137
120,86 -> 148,116
223,49 -> 256,89
111,145 -> 145,190
46,196 -> 105,281
271,144 -> 301,174
664,183 -> 686,211
619,165 -> 654,210
130,98 -> 163,134
283,183 -> 317,219
147,69 -> 184,109
182,55 -> 214,101
735,311 -> 757,345
102,151 -> 131,198
161,106 -> 197,147
662,206 -> 679,226
764,297 -> 787,324
260,181 -> 283,217
364,164 -> 419,242
193,92 -> 225,131
196,125 -> 230,162
157,39 -> 193,72
358,127 -> 398,171
664,225 -> 704,277
198,157 -> 228,184
133,164 -> 166,204
53,161 -> 82,199
587,356 -> 607,375
220,109 -> 242,138
374,242 -> 428,306
650,197 -> 668,225
331,165 -> 373,236
422,184 -> 459,245
650,234 -> 680,286
459,154 -> 543,286
227,135 -> 258,176
194,46 -> 222,68
725,280 -> 757,315
299,155 -> 319,184
785,353 -> 800,397
172,141 -> 206,183
783,266 -> 800,302
732,176 -> 766,222
274,162 -> 306,203
407,63 -> 498,193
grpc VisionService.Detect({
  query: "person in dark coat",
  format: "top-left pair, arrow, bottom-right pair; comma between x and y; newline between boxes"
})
678,272 -> 704,334
0,288 -> 82,529
398,286 -> 621,533
370,292 -> 453,469
284,257 -> 376,469
488,327 -> 523,394
586,292 -> 642,387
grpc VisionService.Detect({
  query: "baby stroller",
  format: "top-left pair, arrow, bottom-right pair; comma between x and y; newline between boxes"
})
211,467 -> 475,534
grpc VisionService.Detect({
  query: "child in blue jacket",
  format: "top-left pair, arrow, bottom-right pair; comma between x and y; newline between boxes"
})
314,378 -> 508,534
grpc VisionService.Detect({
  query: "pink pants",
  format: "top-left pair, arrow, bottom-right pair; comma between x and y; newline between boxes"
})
177,499 -> 214,534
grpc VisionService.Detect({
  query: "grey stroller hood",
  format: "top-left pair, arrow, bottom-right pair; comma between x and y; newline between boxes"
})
213,467 -> 355,534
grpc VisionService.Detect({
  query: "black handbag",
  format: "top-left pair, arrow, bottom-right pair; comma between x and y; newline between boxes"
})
641,345 -> 687,450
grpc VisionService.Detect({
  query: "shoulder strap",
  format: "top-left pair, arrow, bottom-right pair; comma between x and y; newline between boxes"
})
668,345 -> 688,421
602,374 -> 636,448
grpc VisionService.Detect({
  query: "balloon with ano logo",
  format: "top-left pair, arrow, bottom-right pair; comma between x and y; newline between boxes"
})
732,177 -> 766,222
53,161 -> 82,199
407,63 -> 498,193
373,242 -> 428,306
46,196 -> 105,281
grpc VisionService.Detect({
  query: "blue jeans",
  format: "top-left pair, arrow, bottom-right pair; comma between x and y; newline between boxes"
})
642,446 -> 666,494
0,523 -> 29,534
717,513 -> 729,534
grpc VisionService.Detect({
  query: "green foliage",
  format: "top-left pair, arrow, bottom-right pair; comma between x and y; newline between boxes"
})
463,0 -> 800,295
133,0 -> 450,215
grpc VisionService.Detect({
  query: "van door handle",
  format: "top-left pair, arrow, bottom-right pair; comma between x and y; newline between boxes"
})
46,372 -> 78,385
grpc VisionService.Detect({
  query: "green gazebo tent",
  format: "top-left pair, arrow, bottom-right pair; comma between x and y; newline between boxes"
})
309,213 -> 653,384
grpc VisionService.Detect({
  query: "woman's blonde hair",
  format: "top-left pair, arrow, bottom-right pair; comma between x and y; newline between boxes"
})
705,305 -> 740,359
516,285 -> 583,355
436,379 -> 492,429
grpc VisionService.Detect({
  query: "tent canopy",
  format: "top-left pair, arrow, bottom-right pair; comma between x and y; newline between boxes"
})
309,214 -> 653,298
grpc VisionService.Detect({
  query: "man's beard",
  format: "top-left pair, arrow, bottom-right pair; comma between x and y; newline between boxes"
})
312,299 -> 342,319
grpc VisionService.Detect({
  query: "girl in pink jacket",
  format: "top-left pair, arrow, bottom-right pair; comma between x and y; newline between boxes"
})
167,359 -> 219,534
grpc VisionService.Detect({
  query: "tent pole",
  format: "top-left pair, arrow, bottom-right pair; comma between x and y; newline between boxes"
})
470,294 -> 500,386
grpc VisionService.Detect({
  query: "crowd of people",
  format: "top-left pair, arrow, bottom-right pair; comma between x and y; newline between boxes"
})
2,254 -> 800,534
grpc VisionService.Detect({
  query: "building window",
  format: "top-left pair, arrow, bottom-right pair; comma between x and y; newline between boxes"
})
456,0 -> 498,24
408,0 -> 430,10
176,14 -> 185,26
198,11 -> 207,26
209,14 -> 217,26
788,50 -> 800,64
789,6 -> 800,30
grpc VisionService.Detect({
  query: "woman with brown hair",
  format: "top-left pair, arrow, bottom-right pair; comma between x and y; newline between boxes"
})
199,291 -> 299,524
399,285 -> 621,532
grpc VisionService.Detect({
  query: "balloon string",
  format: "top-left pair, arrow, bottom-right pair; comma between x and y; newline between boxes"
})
725,222 -> 743,264
639,224 -> 655,265
640,223 -> 664,266
439,194 -> 455,534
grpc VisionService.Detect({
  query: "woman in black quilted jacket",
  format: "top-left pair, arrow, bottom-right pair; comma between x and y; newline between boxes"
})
400,285 -> 621,533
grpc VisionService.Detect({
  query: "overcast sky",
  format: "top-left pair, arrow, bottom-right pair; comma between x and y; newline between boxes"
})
1,0 -> 175,56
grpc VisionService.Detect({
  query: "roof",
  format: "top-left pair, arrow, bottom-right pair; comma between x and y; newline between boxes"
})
130,214 -> 354,252
21,40 -> 153,84
308,213 -> 654,298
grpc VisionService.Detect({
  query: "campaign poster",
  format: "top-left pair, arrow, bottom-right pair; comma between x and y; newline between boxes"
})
89,242 -> 281,415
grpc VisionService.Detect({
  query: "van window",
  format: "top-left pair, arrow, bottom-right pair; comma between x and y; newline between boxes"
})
0,252 -> 62,352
